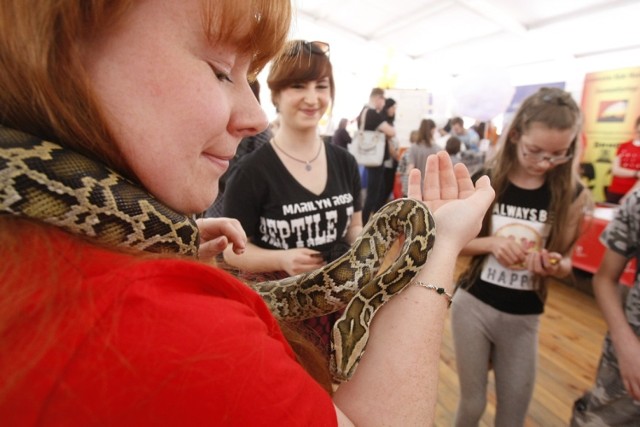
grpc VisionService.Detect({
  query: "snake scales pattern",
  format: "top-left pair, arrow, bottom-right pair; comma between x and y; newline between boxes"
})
0,126 -> 436,384
254,199 -> 435,383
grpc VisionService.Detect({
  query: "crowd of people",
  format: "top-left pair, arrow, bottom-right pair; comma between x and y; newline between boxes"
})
329,89 -> 640,425
1,1 -> 639,426
340,95 -> 490,203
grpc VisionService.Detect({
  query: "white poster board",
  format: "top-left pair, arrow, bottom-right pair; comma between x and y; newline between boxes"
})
385,89 -> 433,147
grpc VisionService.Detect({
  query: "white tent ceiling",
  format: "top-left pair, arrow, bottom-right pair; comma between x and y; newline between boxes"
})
294,0 -> 640,77
260,0 -> 640,131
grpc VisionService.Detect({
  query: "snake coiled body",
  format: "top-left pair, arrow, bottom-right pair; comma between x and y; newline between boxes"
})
1,127 -> 436,385
251,198 -> 435,383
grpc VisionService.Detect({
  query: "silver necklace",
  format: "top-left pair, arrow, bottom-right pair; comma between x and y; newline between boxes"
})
272,138 -> 322,171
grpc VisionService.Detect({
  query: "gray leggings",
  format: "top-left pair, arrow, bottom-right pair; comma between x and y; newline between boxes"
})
451,289 -> 540,427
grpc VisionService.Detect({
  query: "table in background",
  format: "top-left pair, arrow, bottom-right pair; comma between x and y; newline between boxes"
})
572,205 -> 636,287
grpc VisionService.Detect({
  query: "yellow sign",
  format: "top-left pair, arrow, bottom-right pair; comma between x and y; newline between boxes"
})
581,67 -> 640,201
376,48 -> 398,89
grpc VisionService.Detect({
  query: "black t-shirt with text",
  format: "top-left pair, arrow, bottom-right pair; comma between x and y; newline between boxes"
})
468,181 -> 552,314
223,142 -> 362,257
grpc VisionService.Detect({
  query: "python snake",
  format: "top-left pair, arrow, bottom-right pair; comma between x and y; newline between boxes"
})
0,126 -> 436,385
254,198 -> 435,383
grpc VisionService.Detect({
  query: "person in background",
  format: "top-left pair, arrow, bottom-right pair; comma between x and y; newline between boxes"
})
397,129 -> 419,198
382,98 -> 400,204
0,1 -> 497,425
571,186 -> 640,426
407,118 -> 439,193
605,115 -> 640,204
451,116 -> 480,151
434,117 -> 452,150
359,87 -> 396,223
331,118 -> 352,149
473,121 -> 486,141
446,136 -> 463,165
222,40 -> 363,355
452,87 -> 591,426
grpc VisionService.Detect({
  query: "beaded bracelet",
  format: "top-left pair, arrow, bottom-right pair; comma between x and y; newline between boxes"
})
415,281 -> 453,308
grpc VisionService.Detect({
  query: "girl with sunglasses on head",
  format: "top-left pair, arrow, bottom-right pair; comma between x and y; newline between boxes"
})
222,40 -> 364,355
0,1 -> 496,425
451,87 -> 591,426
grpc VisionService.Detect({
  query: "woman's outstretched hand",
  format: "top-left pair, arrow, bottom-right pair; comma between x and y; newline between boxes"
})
407,151 -> 494,253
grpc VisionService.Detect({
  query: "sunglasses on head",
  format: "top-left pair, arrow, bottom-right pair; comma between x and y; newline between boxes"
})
288,40 -> 330,57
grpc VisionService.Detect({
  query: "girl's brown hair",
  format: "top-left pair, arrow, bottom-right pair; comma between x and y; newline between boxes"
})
417,118 -> 436,146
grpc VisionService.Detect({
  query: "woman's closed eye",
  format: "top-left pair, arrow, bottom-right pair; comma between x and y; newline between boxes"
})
208,64 -> 233,83
316,78 -> 330,90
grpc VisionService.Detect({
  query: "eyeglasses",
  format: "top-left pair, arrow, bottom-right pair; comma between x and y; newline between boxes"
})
288,40 -> 330,57
519,142 -> 573,165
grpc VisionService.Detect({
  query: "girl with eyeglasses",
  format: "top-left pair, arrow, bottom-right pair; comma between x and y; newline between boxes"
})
451,87 -> 591,426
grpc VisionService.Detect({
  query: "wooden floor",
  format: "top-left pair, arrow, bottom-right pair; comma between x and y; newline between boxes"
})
435,268 -> 608,426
